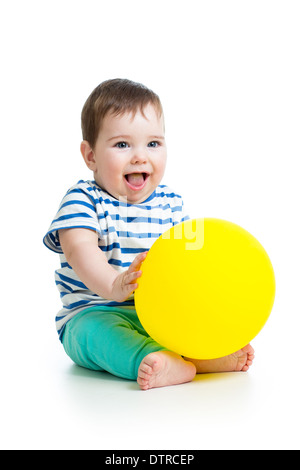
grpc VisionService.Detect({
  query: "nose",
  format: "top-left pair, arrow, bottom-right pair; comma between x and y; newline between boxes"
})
131,149 -> 148,165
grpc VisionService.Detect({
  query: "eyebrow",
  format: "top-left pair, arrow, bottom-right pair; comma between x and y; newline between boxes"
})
107,135 -> 165,142
150,135 -> 165,141
106,135 -> 131,142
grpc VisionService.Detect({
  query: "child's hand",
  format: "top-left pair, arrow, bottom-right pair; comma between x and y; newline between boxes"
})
110,252 -> 148,303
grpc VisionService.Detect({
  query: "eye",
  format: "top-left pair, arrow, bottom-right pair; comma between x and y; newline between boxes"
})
148,141 -> 160,148
115,141 -> 129,149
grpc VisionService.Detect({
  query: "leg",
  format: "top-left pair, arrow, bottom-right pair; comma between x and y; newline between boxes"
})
62,306 -> 170,381
184,344 -> 255,374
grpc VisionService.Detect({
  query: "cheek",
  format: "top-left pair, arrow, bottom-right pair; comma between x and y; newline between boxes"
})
155,155 -> 167,176
100,153 -> 122,172
104,159 -> 125,184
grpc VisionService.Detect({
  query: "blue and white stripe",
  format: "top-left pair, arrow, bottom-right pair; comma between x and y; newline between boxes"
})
44,180 -> 188,340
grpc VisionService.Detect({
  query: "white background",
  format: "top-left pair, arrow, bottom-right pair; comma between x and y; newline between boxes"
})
1,0 -> 299,450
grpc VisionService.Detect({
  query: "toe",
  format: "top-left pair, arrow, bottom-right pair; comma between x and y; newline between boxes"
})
140,363 -> 153,375
137,377 -> 150,391
138,370 -> 151,380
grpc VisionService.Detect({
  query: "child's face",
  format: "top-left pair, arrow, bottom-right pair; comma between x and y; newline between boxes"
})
81,104 -> 167,204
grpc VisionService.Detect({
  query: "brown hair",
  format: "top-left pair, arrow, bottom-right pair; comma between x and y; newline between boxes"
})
81,78 -> 163,149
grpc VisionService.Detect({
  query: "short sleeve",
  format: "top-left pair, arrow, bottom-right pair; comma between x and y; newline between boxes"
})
43,183 -> 101,253
171,194 -> 190,226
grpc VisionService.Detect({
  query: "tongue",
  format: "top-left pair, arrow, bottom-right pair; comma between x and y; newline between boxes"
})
127,173 -> 144,187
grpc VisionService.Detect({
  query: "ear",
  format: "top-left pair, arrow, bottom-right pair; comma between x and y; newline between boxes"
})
80,140 -> 97,171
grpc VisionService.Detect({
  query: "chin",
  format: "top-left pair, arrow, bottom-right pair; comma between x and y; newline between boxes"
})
127,195 -> 146,204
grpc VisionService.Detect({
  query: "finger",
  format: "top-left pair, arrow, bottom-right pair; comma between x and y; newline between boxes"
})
127,252 -> 148,273
132,252 -> 147,269
118,283 -> 138,303
124,271 -> 142,285
124,282 -> 139,296
120,271 -> 140,290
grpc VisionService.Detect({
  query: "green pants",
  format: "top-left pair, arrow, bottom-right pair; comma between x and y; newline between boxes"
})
62,306 -> 167,380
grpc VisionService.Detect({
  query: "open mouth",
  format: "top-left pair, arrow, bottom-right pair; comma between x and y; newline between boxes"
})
124,172 -> 149,190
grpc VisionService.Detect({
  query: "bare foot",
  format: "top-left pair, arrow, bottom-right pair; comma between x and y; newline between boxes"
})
185,344 -> 255,374
137,351 -> 196,391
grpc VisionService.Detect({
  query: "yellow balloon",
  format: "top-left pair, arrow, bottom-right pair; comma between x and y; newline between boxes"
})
135,218 -> 276,360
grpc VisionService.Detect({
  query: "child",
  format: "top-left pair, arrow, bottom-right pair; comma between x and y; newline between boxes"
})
44,79 -> 254,390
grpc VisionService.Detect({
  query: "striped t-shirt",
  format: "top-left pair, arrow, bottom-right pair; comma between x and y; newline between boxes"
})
43,180 -> 189,340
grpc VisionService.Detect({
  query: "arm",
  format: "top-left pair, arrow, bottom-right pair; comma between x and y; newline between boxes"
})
59,228 -> 147,303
